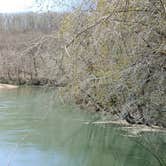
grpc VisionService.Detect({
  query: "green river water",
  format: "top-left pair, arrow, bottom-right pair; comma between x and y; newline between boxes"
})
0,87 -> 165,166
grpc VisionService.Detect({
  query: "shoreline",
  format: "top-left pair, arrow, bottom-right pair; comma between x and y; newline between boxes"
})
0,83 -> 19,90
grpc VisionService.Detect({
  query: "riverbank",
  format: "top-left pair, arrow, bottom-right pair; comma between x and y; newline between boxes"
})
0,83 -> 18,90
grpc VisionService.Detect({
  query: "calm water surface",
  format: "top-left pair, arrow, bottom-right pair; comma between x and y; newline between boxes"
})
0,87 -> 166,166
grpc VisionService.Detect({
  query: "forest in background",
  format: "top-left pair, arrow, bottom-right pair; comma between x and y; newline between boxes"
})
0,0 -> 166,127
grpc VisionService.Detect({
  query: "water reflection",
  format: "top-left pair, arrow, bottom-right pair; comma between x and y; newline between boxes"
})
0,87 -> 165,166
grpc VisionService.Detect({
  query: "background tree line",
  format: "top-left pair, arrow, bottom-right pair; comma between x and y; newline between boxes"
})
0,12 -> 62,32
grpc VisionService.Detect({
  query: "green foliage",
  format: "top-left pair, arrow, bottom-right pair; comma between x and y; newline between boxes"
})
97,0 -> 111,14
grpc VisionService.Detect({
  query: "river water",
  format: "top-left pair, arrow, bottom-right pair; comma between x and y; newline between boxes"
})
0,87 -> 165,166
